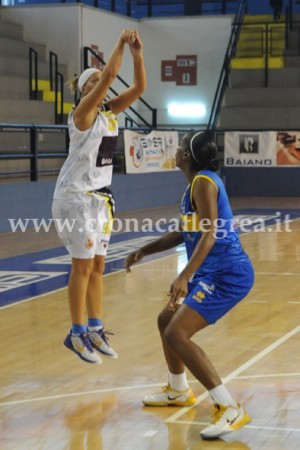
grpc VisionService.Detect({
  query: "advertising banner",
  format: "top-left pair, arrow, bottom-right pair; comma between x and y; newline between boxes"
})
124,130 -> 179,173
276,131 -> 300,166
225,131 -> 276,167
225,131 -> 300,167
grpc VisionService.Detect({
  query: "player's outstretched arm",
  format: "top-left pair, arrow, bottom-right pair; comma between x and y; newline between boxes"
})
125,231 -> 184,272
107,30 -> 146,114
76,29 -> 135,123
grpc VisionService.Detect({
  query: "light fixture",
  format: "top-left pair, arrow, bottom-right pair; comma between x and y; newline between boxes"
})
168,102 -> 207,119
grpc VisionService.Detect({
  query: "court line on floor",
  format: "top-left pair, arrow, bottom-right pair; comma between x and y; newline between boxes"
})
1,332 -> 299,408
138,270 -> 300,276
173,420 -> 300,433
255,272 -> 300,276
0,379 -> 205,407
165,323 -> 300,423
0,382 -> 178,407
235,372 -> 300,379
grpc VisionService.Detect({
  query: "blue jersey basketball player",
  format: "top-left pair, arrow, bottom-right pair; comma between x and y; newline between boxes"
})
125,130 -> 254,440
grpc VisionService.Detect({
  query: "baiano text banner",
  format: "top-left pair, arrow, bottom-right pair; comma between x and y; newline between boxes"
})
225,131 -> 300,167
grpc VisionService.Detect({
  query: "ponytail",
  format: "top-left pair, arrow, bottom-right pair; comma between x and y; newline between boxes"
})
69,74 -> 79,93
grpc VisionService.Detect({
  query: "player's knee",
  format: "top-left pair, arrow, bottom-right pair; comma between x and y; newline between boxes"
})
164,323 -> 184,351
91,255 -> 105,275
93,261 -> 105,275
157,309 -> 171,332
71,260 -> 93,278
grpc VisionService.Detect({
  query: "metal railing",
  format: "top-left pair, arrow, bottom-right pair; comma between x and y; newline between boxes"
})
29,49 -> 65,124
0,123 -> 203,181
0,123 -> 129,181
2,0 -> 240,18
145,0 -> 239,16
232,5 -> 297,89
207,0 -> 297,128
49,51 -> 64,124
29,47 -> 38,100
83,46 -> 157,128
285,0 -> 293,48
3,0 -> 300,19
234,21 -> 286,87
286,0 -> 293,32
0,123 -> 69,181
208,0 -> 247,130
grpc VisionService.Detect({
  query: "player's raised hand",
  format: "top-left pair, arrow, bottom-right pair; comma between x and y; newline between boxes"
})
129,31 -> 143,57
120,29 -> 137,46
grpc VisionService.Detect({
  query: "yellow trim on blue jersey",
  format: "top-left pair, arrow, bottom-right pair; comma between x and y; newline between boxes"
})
180,212 -> 200,232
190,175 -> 218,207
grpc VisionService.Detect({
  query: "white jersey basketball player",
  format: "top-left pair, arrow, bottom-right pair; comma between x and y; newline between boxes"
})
52,29 -> 146,364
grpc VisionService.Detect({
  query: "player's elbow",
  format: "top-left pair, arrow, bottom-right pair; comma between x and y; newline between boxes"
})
139,76 -> 147,93
140,82 -> 147,95
202,231 -> 217,248
135,80 -> 147,98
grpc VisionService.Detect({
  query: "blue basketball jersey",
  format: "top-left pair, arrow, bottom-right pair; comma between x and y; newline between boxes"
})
180,169 -> 250,275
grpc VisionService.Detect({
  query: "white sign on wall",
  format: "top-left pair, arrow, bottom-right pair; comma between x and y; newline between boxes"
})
124,130 -> 179,173
225,131 -> 277,167
225,131 -> 300,167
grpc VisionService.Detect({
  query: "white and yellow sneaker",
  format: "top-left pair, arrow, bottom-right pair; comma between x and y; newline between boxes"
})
143,384 -> 196,407
200,403 -> 251,440
88,328 -> 118,359
64,331 -> 102,364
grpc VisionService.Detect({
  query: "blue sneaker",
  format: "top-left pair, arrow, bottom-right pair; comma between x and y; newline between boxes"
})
88,328 -> 118,359
64,331 -> 102,364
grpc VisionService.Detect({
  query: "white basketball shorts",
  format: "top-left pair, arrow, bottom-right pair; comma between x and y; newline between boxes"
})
52,190 -> 114,259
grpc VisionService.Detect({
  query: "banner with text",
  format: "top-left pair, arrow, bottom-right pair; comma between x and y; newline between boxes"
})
124,130 -> 179,173
225,131 -> 300,167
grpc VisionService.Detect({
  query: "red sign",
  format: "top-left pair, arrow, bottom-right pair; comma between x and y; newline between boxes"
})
91,44 -> 104,70
161,55 -> 197,86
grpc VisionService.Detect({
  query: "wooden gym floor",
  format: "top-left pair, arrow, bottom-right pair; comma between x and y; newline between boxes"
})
0,198 -> 300,450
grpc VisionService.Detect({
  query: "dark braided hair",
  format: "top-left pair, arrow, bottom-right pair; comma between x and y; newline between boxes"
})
185,130 -> 219,172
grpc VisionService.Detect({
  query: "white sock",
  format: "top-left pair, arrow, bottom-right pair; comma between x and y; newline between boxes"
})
168,371 -> 189,391
208,385 -> 238,407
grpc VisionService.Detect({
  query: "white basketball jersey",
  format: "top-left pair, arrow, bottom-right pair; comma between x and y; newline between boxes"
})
53,107 -> 118,199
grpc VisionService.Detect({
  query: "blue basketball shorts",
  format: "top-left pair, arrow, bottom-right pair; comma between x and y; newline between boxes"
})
183,262 -> 254,324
